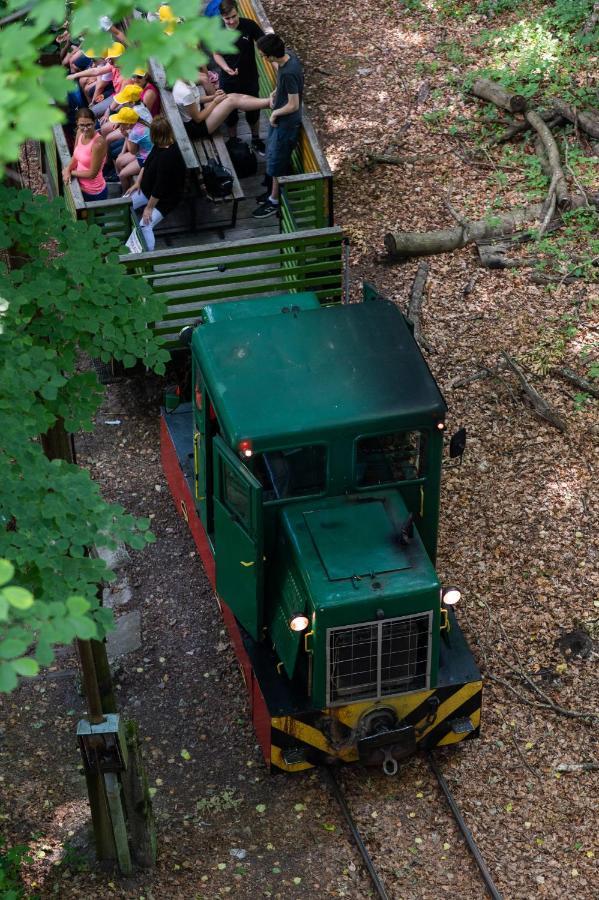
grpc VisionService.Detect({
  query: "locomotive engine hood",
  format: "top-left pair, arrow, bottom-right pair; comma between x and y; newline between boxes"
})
279,491 -> 441,709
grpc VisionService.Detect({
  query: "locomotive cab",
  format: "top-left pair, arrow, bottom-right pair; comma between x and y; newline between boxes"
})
162,290 -> 482,771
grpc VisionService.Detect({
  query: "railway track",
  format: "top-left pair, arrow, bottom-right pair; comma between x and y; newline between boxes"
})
322,755 -> 504,900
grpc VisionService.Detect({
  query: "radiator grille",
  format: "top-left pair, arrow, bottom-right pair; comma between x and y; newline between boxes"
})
327,613 -> 432,706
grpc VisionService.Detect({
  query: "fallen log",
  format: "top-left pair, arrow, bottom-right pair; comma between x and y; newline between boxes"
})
502,352 -> 567,431
470,77 -> 527,113
385,203 -> 544,258
406,262 -> 433,353
551,100 -> 599,140
526,110 -> 570,209
385,194 -> 599,260
551,366 -> 599,399
530,271 -> 597,285
492,110 -> 561,144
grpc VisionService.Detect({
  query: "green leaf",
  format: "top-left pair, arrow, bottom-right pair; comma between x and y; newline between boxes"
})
69,616 -> 98,640
3,586 -> 34,610
0,637 -> 29,660
66,595 -> 91,616
0,597 -> 8,622
0,662 -> 18,692
0,559 -> 15,586
11,657 -> 40,678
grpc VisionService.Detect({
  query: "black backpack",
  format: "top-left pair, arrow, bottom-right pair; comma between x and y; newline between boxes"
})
225,138 -> 258,179
202,159 -> 233,198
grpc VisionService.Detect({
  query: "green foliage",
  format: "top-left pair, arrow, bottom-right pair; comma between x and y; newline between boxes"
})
0,1 -> 237,173
0,836 -> 35,899
0,188 -> 166,689
470,0 -> 597,102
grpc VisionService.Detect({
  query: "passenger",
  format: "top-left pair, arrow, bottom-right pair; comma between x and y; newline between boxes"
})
172,76 -> 268,141
111,108 -> 153,192
101,83 -> 152,131
62,108 -> 108,202
252,34 -> 304,219
212,0 -> 265,152
131,69 -> 161,118
99,84 -> 153,162
67,43 -> 131,117
124,116 -> 186,252
62,16 -> 127,74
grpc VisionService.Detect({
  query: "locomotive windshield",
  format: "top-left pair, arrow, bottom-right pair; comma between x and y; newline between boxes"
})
355,430 -> 427,487
252,445 -> 327,502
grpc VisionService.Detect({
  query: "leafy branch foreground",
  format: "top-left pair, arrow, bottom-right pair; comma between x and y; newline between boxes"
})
0,188 -> 170,691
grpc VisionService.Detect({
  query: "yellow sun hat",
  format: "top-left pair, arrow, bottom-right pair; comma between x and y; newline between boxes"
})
133,67 -> 147,77
109,107 -> 140,125
158,4 -> 177,35
104,41 -> 125,59
113,84 -> 143,104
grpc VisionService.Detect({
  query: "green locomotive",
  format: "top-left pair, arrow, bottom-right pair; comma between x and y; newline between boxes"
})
161,286 -> 482,773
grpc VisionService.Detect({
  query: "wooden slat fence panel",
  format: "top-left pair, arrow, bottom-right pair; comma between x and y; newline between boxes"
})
120,227 -> 345,346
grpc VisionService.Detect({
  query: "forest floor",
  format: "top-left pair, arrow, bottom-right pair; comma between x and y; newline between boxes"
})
2,1 -> 598,898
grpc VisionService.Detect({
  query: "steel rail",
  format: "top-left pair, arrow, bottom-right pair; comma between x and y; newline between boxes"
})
427,752 -> 504,900
320,767 -> 391,900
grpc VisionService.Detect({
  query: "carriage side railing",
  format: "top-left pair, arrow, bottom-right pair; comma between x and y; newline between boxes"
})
43,125 -> 134,244
120,226 -> 345,347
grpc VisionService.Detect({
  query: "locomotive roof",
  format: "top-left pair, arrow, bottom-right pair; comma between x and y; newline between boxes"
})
192,300 -> 447,446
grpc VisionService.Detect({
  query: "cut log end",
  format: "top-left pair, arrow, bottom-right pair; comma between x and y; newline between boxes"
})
384,232 -> 398,256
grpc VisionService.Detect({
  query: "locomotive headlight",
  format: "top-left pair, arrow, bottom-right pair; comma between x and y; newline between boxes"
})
289,613 -> 310,632
442,587 -> 461,606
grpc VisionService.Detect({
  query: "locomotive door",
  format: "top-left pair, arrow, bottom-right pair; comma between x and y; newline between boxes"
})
212,436 -> 264,641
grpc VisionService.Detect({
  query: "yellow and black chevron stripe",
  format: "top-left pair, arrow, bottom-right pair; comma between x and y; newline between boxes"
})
271,680 -> 482,772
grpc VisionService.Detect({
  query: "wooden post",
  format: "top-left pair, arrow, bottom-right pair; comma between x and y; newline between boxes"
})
84,770 -> 117,864
104,772 -> 133,875
77,638 -> 117,862
121,720 -> 157,868
90,639 -> 117,714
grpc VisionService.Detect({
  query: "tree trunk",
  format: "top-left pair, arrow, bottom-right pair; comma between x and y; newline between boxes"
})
41,417 -> 75,463
470,78 -> 527,113
551,100 -> 599,140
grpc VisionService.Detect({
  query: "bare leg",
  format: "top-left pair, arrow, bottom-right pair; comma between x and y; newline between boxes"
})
101,121 -> 118,138
116,154 -> 140,191
204,93 -> 267,135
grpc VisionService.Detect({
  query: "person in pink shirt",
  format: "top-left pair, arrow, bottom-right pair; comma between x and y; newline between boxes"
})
62,108 -> 108,201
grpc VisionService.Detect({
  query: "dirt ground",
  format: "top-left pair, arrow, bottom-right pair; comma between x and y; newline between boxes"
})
1,1 -> 598,898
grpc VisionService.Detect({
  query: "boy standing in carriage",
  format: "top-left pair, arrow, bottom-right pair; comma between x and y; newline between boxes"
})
252,33 -> 304,219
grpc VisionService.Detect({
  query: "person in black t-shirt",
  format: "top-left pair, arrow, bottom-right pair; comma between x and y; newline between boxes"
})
124,117 -> 186,251
212,0 -> 265,153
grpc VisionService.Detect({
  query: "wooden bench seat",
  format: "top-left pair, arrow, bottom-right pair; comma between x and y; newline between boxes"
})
192,133 -> 244,228
149,59 -> 244,232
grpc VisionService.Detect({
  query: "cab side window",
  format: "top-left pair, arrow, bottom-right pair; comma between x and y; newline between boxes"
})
355,431 -> 426,487
222,465 -> 251,528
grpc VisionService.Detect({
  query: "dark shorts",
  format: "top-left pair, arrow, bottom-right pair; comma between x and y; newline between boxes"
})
266,122 -> 300,177
185,119 -> 209,140
81,186 -> 108,202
